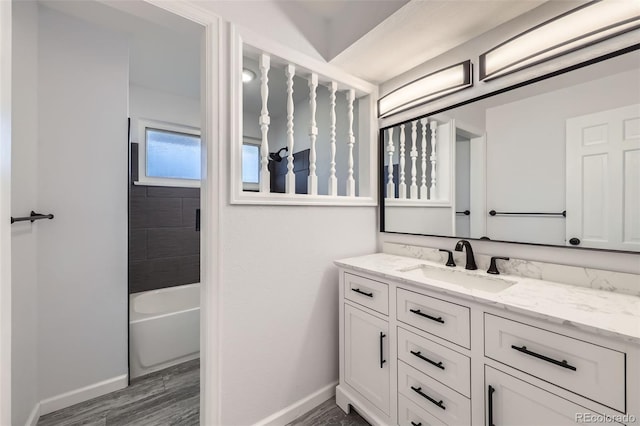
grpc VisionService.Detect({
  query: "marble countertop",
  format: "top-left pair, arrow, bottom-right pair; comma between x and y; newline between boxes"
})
335,253 -> 640,344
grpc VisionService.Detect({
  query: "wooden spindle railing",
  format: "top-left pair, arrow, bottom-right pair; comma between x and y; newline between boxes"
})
285,64 -> 296,194
328,81 -> 338,196
259,54 -> 271,193
346,89 -> 356,197
308,73 -> 318,195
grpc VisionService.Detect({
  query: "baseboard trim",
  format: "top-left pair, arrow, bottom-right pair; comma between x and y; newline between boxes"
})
24,402 -> 40,426
252,381 -> 338,426
39,374 -> 128,416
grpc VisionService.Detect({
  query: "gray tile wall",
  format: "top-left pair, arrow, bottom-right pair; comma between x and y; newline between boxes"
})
129,144 -> 200,294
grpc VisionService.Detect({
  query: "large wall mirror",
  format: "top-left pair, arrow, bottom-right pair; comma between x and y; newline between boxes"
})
380,47 -> 640,253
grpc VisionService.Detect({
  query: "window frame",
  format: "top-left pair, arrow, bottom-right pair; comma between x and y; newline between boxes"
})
134,118 -> 201,188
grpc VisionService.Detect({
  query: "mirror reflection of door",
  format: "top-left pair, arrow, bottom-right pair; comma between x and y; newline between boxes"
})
455,133 -> 471,238
566,103 -> 640,251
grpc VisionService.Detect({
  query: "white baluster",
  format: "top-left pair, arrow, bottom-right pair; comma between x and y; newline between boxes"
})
399,124 -> 406,199
258,54 -> 270,193
410,120 -> 418,199
285,64 -> 296,194
420,118 -> 428,199
429,120 -> 438,199
328,82 -> 338,196
307,73 -> 318,195
386,127 -> 395,198
346,89 -> 356,197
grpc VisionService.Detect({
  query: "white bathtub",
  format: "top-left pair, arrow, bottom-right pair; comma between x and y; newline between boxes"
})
129,283 -> 200,378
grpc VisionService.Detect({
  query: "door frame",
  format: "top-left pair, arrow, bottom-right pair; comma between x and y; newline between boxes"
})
0,1 -> 222,424
0,1 -> 13,424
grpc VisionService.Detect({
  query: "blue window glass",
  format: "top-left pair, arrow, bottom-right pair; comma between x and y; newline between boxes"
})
242,144 -> 260,184
146,128 -> 201,180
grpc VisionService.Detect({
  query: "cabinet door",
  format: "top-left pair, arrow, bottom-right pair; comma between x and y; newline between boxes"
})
485,366 -> 618,426
344,304 -> 390,415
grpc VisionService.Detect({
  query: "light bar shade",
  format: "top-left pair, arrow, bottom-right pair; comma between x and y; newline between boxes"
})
480,1 -> 640,81
378,60 -> 472,118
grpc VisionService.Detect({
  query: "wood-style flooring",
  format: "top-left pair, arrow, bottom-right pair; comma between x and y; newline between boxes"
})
37,359 -> 200,426
37,359 -> 369,426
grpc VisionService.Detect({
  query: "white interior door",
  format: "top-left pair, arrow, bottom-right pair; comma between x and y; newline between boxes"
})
469,135 -> 486,239
566,103 -> 640,251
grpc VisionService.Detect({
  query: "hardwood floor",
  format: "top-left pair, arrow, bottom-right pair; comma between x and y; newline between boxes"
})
37,359 -> 199,426
37,360 -> 368,426
287,398 -> 370,426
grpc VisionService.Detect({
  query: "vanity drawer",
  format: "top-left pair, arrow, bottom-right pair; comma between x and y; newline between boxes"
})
484,314 -> 625,412
398,327 -> 471,397
397,288 -> 470,349
398,394 -> 454,426
344,273 -> 389,315
398,361 -> 471,426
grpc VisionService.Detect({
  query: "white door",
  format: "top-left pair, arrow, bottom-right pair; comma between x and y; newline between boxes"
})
469,135 -> 487,239
566,104 -> 640,250
485,366 -> 614,426
344,304 -> 390,415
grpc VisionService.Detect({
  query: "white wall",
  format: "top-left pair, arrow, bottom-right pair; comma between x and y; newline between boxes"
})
11,2 -> 39,424
378,3 -> 640,275
129,83 -> 200,137
485,69 -> 639,246
37,6 -> 128,401
203,5 -> 379,423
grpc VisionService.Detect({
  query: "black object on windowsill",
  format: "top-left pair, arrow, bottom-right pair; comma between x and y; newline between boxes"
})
439,249 -> 456,267
11,211 -> 54,224
487,256 -> 509,275
489,210 -> 566,217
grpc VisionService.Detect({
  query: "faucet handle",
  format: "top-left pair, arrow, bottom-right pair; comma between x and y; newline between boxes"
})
487,256 -> 510,275
438,249 -> 456,267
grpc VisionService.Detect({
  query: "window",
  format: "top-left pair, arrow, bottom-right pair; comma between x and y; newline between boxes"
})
135,119 -> 200,187
242,140 -> 260,191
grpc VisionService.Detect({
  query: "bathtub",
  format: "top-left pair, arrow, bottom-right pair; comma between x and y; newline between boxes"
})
129,283 -> 200,378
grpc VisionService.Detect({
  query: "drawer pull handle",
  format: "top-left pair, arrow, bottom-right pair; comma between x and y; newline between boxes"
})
379,332 -> 386,368
511,345 -> 577,371
488,385 -> 495,426
409,308 -> 445,324
410,350 -> 445,370
410,386 -> 446,410
352,288 -> 373,298
411,422 -> 422,426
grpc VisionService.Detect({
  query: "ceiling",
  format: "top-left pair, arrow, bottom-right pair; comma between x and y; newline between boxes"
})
327,0 -> 547,83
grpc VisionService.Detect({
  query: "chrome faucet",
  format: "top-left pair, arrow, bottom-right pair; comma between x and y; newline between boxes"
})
454,239 -> 477,270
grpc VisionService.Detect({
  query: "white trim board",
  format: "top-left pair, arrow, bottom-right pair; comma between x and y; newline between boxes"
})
38,374 -> 128,416
252,381 -> 337,426
24,403 -> 40,426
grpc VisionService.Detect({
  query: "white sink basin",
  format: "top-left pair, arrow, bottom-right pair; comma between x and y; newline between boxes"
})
398,264 -> 516,293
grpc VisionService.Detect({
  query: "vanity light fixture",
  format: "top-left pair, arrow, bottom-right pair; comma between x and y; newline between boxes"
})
479,1 -> 640,81
378,60 -> 473,118
242,68 -> 256,83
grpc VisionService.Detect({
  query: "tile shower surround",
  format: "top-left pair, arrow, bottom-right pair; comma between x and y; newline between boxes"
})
129,143 -> 200,294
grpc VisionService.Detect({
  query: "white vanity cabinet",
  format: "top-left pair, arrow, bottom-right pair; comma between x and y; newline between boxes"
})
336,263 -> 640,426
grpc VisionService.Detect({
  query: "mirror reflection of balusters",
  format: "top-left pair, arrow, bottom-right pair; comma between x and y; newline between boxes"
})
387,127 -> 395,198
410,121 -> 418,199
429,120 -> 438,200
420,118 -> 428,199
399,124 -> 406,199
